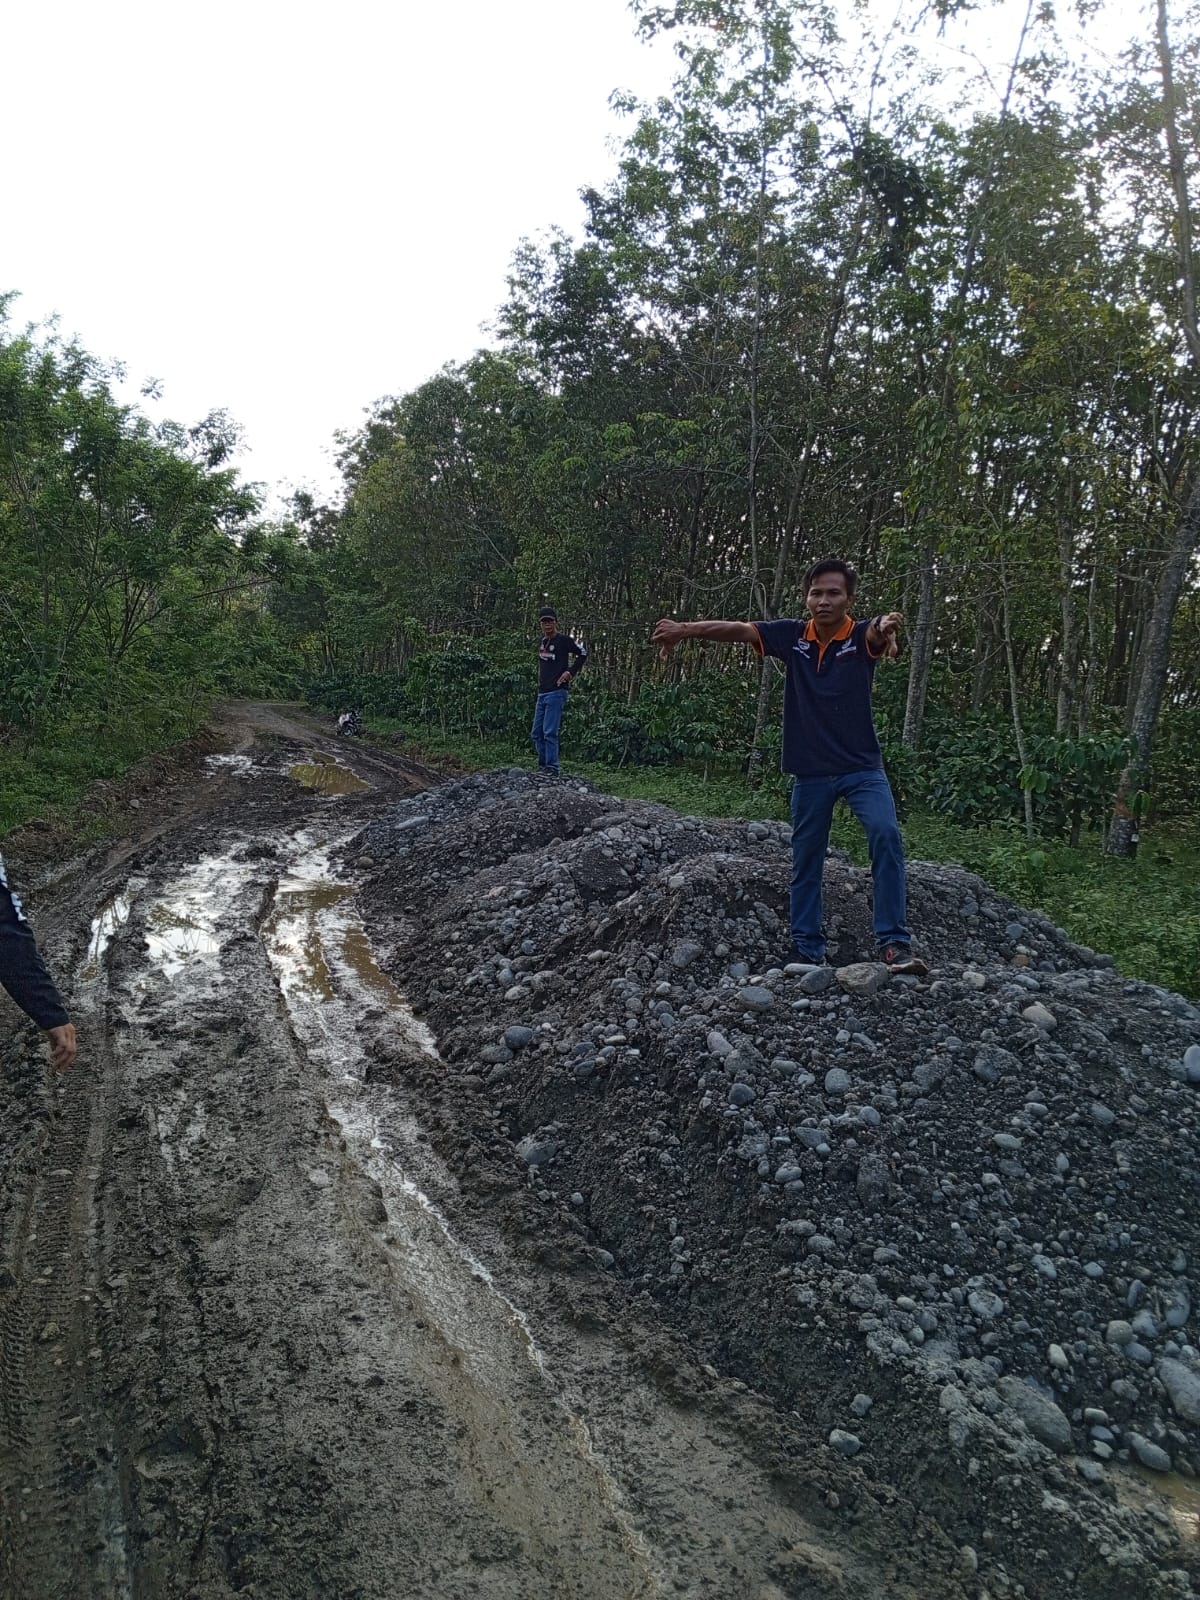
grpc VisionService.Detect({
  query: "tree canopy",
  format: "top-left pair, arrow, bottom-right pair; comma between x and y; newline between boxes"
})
6,0 -> 1200,858
278,0 -> 1200,849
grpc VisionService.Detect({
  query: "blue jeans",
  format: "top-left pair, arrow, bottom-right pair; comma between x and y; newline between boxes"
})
789,769 -> 909,961
532,689 -> 568,772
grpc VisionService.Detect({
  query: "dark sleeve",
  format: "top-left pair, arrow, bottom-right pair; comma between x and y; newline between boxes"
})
0,867 -> 71,1030
567,637 -> 588,676
752,619 -> 803,661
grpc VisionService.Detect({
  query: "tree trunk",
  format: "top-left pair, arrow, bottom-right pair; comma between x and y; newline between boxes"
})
748,472 -> 803,772
1078,560 -> 1100,736
969,573 -> 993,711
1124,581 -> 1151,717
1055,512 -> 1077,734
1107,470 -> 1200,853
1000,556 -> 1036,841
902,533 -> 936,749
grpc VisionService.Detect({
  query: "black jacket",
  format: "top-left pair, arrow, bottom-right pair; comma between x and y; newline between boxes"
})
0,853 -> 70,1029
537,631 -> 587,694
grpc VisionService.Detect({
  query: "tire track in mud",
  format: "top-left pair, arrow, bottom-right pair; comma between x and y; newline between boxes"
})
261,836 -> 660,1593
0,721 -> 960,1599
0,867 -> 136,1599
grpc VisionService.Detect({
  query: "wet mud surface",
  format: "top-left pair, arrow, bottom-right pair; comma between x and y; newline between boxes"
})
2,706 -> 981,1600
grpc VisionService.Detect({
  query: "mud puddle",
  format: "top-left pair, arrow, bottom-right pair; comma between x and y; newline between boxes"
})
142,853 -> 246,977
258,835 -> 661,1595
1123,1468 -> 1200,1543
203,752 -> 255,777
81,890 -> 134,979
288,757 -> 371,795
262,836 -> 434,1044
259,837 -> 523,1332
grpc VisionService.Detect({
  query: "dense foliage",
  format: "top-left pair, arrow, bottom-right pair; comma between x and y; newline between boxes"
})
277,0 -> 1200,855
0,302 -> 304,828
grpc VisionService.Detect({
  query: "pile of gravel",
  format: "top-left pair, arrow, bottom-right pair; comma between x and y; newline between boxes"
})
353,769 -> 1200,1595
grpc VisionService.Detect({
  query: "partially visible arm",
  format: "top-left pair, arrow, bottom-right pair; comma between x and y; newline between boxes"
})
653,619 -> 761,656
0,870 -> 76,1067
567,636 -> 588,679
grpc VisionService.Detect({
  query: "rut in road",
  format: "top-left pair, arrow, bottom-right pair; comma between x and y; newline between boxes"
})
0,718 -> 923,1600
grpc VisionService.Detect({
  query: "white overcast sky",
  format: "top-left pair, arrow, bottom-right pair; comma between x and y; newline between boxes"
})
5,0 -> 676,505
6,0 -> 1142,511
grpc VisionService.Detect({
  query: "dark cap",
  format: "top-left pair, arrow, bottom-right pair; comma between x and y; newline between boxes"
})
538,607 -> 558,621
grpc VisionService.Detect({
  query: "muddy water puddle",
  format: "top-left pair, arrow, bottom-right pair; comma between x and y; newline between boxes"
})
129,830 -> 622,1519
262,877 -> 352,1004
330,1097 -> 547,1363
144,878 -> 227,976
203,753 -> 255,777
145,902 -> 222,969
262,845 -> 434,1046
141,851 -> 259,980
1122,1466 -> 1200,1542
259,847 -> 604,1440
288,758 -> 371,796
81,891 -> 134,979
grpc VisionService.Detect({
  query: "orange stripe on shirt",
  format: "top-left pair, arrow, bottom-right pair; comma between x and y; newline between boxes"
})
805,615 -> 855,668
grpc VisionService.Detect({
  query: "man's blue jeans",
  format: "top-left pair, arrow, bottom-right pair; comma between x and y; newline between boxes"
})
532,689 -> 568,773
789,769 -> 909,961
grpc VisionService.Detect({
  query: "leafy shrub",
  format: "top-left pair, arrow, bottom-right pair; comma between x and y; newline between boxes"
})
305,669 -> 410,719
1152,707 -> 1200,823
1017,732 -> 1132,843
921,720 -> 1025,825
917,720 -> 1130,841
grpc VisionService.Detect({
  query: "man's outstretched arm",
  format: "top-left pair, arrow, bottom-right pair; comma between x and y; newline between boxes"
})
653,619 -> 761,655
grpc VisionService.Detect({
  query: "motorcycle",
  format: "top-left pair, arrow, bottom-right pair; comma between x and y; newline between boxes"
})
336,710 -> 363,737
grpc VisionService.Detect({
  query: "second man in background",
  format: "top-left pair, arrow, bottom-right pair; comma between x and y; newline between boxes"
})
532,607 -> 587,777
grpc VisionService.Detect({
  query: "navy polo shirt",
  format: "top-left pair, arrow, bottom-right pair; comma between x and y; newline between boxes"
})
753,617 -> 885,778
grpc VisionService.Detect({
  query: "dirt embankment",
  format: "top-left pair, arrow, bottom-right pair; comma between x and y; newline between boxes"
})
2,707 -> 997,1600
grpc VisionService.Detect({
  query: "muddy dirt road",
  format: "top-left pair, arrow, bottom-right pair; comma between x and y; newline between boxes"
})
0,705 -> 963,1600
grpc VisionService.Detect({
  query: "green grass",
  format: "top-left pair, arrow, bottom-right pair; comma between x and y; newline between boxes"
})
383,724 -> 1200,999
0,747 -> 132,838
0,717 -> 204,840
885,812 -> 1200,1001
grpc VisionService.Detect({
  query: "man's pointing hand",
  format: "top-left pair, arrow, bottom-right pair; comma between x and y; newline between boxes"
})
652,619 -> 686,658
875,612 -> 903,659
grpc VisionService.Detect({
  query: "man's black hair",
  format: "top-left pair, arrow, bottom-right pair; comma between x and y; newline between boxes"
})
803,558 -> 858,597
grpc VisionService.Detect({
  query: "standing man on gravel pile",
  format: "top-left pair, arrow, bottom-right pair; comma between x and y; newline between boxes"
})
0,851 -> 77,1069
653,558 -> 927,976
532,606 -> 587,777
